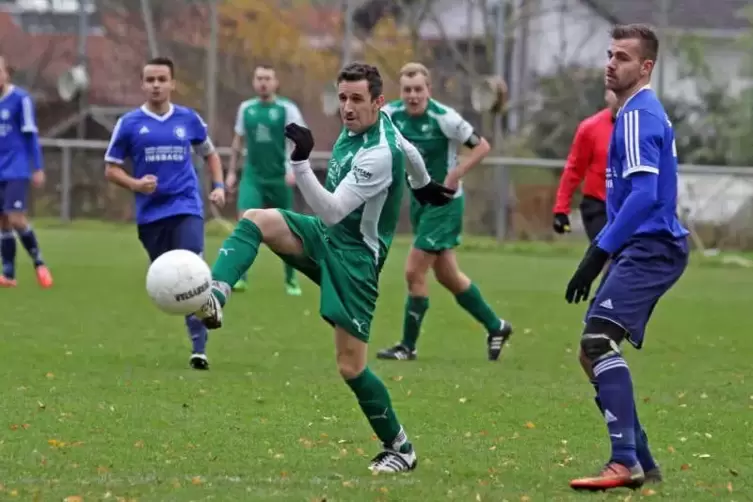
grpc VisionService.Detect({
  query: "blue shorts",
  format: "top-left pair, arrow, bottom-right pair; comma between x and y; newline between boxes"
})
137,214 -> 204,262
586,236 -> 689,349
0,179 -> 29,213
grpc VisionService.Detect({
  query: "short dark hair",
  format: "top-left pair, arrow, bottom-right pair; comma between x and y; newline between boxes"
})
337,62 -> 382,100
144,57 -> 175,78
611,24 -> 659,61
255,63 -> 275,71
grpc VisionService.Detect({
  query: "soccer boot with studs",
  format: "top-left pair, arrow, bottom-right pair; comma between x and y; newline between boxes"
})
189,353 -> 209,370
368,444 -> 417,473
194,293 -> 224,330
487,319 -> 513,361
570,462 -> 645,491
376,343 -> 417,361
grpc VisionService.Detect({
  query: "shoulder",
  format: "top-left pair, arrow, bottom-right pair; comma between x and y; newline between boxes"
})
382,99 -> 404,115
238,98 -> 258,112
115,108 -> 145,129
11,86 -> 30,99
427,99 -> 467,128
173,104 -> 199,117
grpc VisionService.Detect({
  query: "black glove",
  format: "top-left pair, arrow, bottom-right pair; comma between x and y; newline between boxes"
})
553,213 -> 571,234
284,123 -> 314,161
412,181 -> 456,206
565,245 -> 609,304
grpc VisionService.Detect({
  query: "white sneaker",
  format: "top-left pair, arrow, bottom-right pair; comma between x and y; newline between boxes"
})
368,445 -> 417,473
194,293 -> 223,330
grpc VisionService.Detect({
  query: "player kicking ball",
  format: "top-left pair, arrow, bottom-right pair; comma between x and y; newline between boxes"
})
565,24 -> 689,491
0,55 -> 53,288
194,62 -> 455,472
104,57 -> 226,370
377,63 -> 512,362
227,64 -> 306,296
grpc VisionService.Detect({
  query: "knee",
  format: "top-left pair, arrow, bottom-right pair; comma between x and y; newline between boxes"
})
6,213 -> 26,229
337,353 -> 365,380
434,265 -> 467,293
241,208 -> 277,235
404,265 -> 427,289
580,318 -> 625,364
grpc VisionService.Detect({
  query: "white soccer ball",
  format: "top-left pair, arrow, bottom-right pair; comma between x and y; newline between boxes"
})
146,249 -> 212,315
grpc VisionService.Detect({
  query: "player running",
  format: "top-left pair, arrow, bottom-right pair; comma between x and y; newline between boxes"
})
227,65 -> 306,296
104,57 -> 226,371
565,24 -> 688,491
0,55 -> 53,288
376,62 -> 512,362
552,90 -> 618,241
194,62 -> 455,473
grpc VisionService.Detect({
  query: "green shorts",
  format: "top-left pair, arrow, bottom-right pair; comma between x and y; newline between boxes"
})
410,194 -> 464,252
237,179 -> 293,212
275,209 -> 379,342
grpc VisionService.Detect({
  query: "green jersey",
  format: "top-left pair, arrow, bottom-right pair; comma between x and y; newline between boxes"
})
234,96 -> 306,183
323,111 -> 405,265
382,98 -> 474,196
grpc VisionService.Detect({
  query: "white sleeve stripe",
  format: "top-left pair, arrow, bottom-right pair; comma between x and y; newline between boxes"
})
22,96 -> 37,131
624,110 -> 641,169
104,118 -> 124,160
105,156 -> 124,164
623,165 -> 659,178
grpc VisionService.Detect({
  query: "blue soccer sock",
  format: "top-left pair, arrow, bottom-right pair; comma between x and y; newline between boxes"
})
593,356 -> 638,467
16,226 -> 44,267
185,315 -> 208,354
591,379 -> 657,471
1,231 -> 16,278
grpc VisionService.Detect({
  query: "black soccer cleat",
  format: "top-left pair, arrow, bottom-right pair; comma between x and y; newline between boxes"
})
189,353 -> 209,370
376,343 -> 417,361
487,320 -> 513,361
644,467 -> 663,484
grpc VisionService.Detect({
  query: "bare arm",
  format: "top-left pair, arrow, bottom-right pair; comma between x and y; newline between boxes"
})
105,163 -> 140,191
229,134 -> 244,177
205,151 -> 224,186
452,136 -> 491,180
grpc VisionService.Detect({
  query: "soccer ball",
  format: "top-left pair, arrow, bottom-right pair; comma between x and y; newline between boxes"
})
146,249 -> 212,315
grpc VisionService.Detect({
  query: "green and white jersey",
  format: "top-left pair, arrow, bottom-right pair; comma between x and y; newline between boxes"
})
324,111 -> 405,264
234,96 -> 306,183
382,98 -> 474,196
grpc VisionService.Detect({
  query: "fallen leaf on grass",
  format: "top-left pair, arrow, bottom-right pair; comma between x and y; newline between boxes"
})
379,487 -> 388,493
97,466 -> 109,474
342,481 -> 354,488
524,421 -> 535,429
9,490 -> 18,497
191,476 -> 203,485
667,445 -> 675,453
171,479 -> 181,488
63,497 -> 83,502
391,375 -> 403,382
641,488 -> 656,496
680,463 -> 691,470
45,372 -> 54,379
459,397 -> 468,404
133,440 -> 144,448
520,496 -> 531,502
727,482 -> 733,492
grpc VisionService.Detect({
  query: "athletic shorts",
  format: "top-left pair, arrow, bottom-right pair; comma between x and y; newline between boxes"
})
586,236 -> 689,349
137,214 -> 205,261
275,209 -> 379,342
579,195 -> 607,243
409,194 -> 464,253
237,179 -> 293,213
0,179 -> 29,213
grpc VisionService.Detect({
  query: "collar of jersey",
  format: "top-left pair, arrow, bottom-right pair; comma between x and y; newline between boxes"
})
0,84 -> 16,103
347,117 -> 381,137
617,84 -> 651,116
140,103 -> 175,122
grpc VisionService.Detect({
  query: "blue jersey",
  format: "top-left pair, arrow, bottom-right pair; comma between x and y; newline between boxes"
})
105,104 -> 212,225
600,86 -> 688,252
0,85 -> 43,181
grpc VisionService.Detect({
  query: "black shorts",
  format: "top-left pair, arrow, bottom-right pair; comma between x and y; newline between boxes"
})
579,196 -> 607,242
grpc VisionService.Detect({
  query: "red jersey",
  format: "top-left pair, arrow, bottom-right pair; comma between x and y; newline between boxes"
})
553,108 -> 613,214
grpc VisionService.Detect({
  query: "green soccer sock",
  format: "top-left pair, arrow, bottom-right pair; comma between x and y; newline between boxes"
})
455,283 -> 502,332
211,218 -> 263,305
346,367 -> 410,451
284,262 -> 296,284
401,296 -> 429,351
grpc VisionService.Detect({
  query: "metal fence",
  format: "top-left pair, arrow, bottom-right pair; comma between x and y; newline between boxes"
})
36,138 -> 753,250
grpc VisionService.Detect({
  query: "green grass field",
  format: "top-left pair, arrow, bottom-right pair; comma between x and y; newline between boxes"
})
1,223 -> 751,502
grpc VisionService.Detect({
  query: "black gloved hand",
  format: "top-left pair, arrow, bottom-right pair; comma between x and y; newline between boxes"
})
565,244 -> 609,304
284,123 -> 315,161
553,213 -> 571,234
412,181 -> 456,206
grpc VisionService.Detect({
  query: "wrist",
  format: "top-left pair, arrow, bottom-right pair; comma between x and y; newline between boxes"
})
290,159 -> 311,173
212,181 -> 225,190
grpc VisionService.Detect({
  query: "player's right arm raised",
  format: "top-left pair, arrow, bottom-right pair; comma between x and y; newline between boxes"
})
104,118 -> 156,194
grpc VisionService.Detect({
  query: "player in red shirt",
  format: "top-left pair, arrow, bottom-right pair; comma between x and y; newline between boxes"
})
553,90 -> 618,241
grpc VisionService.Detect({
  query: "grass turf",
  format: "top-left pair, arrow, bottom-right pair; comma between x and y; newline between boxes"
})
0,223 -> 751,501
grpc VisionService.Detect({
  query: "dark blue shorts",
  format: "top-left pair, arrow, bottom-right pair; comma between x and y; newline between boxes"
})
586,236 -> 689,349
137,214 -> 204,262
0,179 -> 29,213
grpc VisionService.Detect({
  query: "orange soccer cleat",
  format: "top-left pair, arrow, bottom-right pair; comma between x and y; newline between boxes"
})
0,275 -> 17,287
35,265 -> 53,289
570,462 -> 645,491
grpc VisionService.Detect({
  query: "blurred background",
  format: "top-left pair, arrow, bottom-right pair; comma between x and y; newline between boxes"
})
2,0 -> 753,249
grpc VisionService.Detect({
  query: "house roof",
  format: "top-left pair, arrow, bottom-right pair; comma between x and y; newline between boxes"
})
584,0 -> 751,32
